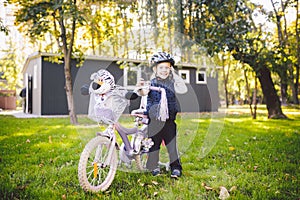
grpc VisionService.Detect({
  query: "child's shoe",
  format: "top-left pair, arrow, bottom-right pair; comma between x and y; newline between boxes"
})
170,169 -> 181,178
151,168 -> 161,176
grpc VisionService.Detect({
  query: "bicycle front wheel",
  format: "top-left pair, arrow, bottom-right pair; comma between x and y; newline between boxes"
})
78,136 -> 117,192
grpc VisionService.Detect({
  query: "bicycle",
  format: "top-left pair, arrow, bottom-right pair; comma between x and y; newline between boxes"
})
77,69 -> 167,192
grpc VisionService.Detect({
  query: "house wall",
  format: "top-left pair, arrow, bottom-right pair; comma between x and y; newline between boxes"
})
23,53 -> 219,115
73,59 -> 123,115
41,56 -> 123,115
176,67 -> 219,112
41,58 -> 73,115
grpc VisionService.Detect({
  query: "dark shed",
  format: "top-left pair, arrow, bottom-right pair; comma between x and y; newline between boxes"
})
22,52 -> 219,115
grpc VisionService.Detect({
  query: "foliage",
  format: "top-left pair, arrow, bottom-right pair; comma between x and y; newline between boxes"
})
0,44 -> 22,90
0,17 -> 9,35
4,0 -> 299,119
0,107 -> 299,199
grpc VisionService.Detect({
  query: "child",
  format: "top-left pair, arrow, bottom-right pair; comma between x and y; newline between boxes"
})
138,52 -> 187,178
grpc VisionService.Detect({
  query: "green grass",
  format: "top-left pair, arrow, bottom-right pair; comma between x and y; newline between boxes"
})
0,106 -> 299,199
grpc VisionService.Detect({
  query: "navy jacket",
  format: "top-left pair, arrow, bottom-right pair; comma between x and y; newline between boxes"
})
145,78 -> 178,120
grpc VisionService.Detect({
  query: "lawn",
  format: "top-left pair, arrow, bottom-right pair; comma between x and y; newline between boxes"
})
0,106 -> 299,199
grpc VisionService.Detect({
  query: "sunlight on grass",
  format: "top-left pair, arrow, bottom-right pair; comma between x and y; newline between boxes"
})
0,107 -> 299,199
0,135 -> 9,141
225,118 -> 249,122
190,118 -> 206,123
32,141 -> 73,150
13,131 -> 41,137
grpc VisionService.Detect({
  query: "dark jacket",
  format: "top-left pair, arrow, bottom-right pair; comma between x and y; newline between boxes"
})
145,78 -> 178,120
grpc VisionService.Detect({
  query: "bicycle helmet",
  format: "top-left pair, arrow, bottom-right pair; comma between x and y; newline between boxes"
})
89,69 -> 115,94
150,52 -> 175,67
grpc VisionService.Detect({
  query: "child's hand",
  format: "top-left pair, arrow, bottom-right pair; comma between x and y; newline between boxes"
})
135,78 -> 150,96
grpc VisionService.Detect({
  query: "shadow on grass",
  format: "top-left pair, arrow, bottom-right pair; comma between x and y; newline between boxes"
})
0,109 -> 299,199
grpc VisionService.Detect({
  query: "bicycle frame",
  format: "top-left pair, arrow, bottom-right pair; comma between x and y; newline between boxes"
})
78,82 -> 169,192
99,85 -> 167,166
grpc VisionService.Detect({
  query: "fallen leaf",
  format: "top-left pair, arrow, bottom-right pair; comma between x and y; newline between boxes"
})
139,182 -> 145,187
229,146 -> 235,151
229,186 -> 237,192
219,186 -> 230,200
152,181 -> 158,185
62,194 -> 66,200
105,190 -> 111,194
253,166 -> 258,171
204,185 -> 213,191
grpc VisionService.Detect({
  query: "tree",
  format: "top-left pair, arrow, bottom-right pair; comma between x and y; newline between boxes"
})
11,0 -> 90,124
269,0 -> 296,105
132,0 -> 287,118
294,0 -> 300,104
243,65 -> 259,119
0,42 -> 21,90
181,0 -> 287,118
214,52 -> 232,108
86,2 -> 118,56
0,18 -> 9,35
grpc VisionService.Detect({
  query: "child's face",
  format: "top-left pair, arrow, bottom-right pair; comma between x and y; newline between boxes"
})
154,62 -> 171,79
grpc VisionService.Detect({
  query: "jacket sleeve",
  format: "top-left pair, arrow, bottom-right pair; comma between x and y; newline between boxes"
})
172,70 -> 188,94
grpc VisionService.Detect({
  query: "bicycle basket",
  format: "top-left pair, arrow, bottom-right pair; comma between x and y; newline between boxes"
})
88,86 -> 128,124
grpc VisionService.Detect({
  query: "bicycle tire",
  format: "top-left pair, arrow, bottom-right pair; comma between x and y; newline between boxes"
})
78,136 -> 117,192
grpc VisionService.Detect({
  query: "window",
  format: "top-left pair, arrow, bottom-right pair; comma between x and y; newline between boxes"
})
196,71 -> 207,84
124,67 -> 141,89
178,70 -> 190,84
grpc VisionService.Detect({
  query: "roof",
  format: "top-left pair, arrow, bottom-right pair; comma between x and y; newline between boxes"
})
22,52 -> 210,73
22,52 -> 149,73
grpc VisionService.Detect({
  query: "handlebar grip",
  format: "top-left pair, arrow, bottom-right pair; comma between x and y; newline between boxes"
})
80,84 -> 89,95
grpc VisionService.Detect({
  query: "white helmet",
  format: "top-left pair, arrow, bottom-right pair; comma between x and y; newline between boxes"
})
150,52 -> 175,67
89,69 -> 115,94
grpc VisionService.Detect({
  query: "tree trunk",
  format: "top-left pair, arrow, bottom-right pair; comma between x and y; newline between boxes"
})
290,81 -> 299,104
58,4 -> 78,125
64,56 -> 78,125
252,76 -> 258,119
294,0 -> 300,105
222,55 -> 230,108
256,65 -> 287,119
280,82 -> 288,105
244,69 -> 254,117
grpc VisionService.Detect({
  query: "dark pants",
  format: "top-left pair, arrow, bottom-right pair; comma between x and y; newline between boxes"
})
146,119 -> 182,171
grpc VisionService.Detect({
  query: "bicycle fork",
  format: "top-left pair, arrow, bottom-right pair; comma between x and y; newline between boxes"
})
94,125 -> 117,169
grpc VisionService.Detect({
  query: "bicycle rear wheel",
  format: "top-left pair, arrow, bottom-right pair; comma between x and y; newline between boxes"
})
78,136 -> 117,192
